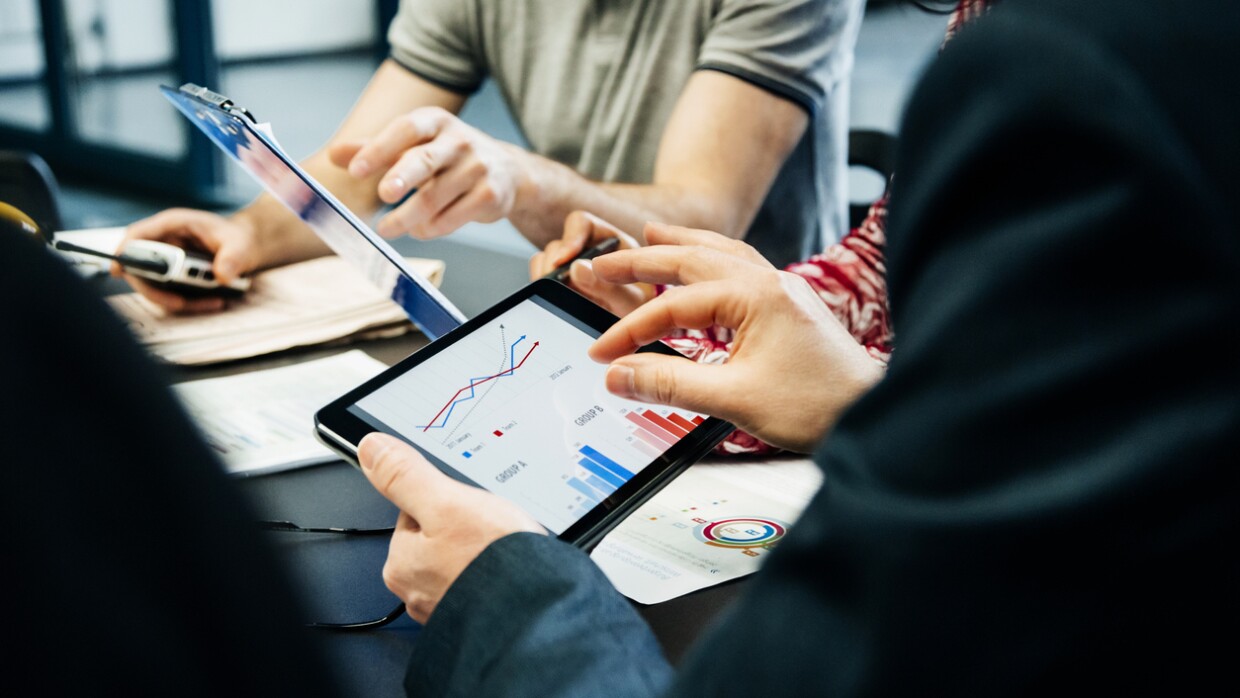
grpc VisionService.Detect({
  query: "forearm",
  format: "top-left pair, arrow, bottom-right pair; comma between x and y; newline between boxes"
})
228,149 -> 387,269
510,71 -> 807,250
228,196 -> 325,270
509,151 -> 743,249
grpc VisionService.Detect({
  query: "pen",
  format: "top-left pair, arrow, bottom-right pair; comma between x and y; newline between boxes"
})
542,237 -> 621,282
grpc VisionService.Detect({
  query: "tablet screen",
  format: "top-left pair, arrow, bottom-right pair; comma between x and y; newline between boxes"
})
345,296 -> 708,534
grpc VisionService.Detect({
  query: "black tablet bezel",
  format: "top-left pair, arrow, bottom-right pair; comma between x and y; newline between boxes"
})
315,278 -> 734,550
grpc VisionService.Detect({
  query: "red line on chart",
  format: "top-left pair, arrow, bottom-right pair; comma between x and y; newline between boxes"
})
421,342 -> 540,432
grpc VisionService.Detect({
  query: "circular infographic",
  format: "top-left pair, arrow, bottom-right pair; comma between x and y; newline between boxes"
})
694,517 -> 788,550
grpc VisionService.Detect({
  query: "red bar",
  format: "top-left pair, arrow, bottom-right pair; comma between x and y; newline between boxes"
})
625,411 -> 676,446
643,410 -> 689,438
691,415 -> 704,425
630,434 -> 662,458
493,430 -> 503,437
667,413 -> 696,432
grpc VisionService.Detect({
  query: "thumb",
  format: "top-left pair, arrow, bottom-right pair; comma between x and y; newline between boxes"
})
358,432 -> 450,522
605,353 -> 729,419
554,211 -> 598,265
211,236 -> 260,284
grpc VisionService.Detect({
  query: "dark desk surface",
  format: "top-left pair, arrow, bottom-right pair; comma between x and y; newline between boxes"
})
166,311 -> 745,697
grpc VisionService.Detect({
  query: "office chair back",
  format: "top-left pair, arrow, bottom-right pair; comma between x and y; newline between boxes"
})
0,150 -> 63,238
848,129 -> 897,230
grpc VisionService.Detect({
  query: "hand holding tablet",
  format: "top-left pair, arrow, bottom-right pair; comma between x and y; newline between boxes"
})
315,279 -> 733,551
354,432 -> 546,624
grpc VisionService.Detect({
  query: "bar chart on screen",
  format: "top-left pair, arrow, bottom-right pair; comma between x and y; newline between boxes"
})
354,298 -> 708,533
560,404 -> 704,520
622,407 -> 705,457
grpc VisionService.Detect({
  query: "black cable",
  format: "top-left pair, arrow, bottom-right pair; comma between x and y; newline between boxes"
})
258,520 -> 405,630
306,603 -> 408,632
258,520 -> 395,536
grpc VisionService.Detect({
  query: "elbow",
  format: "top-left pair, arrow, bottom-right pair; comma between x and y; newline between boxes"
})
675,189 -> 754,240
700,209 -> 749,241
718,214 -> 753,241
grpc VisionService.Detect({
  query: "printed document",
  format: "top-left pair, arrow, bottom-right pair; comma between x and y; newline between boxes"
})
593,456 -> 823,604
107,255 -> 443,365
171,350 -> 388,476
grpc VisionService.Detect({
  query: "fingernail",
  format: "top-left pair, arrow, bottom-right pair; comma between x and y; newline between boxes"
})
379,178 -> 406,202
215,260 -> 237,280
350,159 -> 371,177
608,365 -> 637,399
569,259 -> 591,282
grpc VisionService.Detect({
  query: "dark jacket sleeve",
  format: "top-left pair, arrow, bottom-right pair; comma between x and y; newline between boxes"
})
0,232 -> 341,694
405,533 -> 672,697
666,3 -> 1240,695
405,2 -> 1239,695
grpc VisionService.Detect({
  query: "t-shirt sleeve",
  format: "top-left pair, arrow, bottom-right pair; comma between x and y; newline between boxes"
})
386,0 -> 485,94
696,0 -> 862,114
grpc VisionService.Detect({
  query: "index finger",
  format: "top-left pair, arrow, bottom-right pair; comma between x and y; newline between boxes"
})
348,107 -> 454,179
123,208 -> 218,248
589,279 -> 752,362
591,244 -> 762,288
643,222 -> 773,269
529,211 -> 603,278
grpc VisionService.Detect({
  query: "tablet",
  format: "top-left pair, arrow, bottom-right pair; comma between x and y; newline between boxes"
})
316,279 -> 734,549
160,83 -> 466,340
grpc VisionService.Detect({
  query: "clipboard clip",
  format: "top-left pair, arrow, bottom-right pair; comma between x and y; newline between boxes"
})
178,83 -> 256,123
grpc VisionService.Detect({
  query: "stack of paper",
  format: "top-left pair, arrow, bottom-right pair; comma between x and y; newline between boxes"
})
105,254 -> 444,365
172,350 -> 389,476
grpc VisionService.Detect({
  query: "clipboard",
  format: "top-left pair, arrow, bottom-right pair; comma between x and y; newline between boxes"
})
161,83 -> 466,340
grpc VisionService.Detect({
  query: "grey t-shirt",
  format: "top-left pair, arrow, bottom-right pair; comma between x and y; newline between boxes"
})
389,0 -> 862,267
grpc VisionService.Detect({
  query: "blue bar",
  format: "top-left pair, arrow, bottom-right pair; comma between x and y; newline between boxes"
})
579,445 -> 635,480
579,457 -> 626,488
586,474 -> 617,495
567,477 -> 600,505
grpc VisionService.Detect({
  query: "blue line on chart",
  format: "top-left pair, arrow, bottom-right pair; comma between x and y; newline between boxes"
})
418,335 -> 526,430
